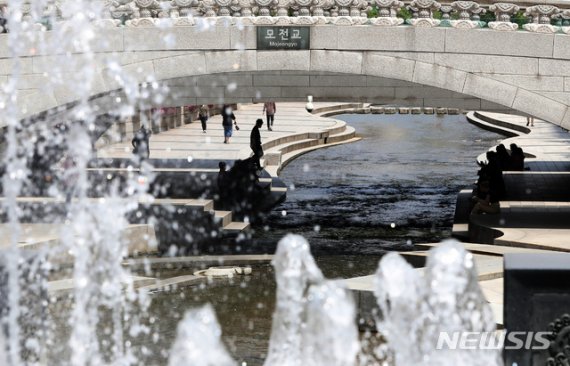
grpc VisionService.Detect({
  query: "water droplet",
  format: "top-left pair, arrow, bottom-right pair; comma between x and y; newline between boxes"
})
390,223 -> 396,228
187,156 -> 193,163
281,210 -> 287,216
314,225 -> 321,233
303,164 -> 310,172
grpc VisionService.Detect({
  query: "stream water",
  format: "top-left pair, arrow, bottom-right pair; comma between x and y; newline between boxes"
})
254,113 -> 503,278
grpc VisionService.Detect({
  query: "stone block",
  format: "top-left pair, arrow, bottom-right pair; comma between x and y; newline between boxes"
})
394,86 -> 460,99
448,108 -> 460,115
481,100 -> 513,112
512,89 -> 567,125
264,152 -> 281,166
539,59 -> 570,77
153,53 -> 206,80
565,77 -> 570,92
423,98 -> 482,110
537,92 -> 570,105
413,61 -> 467,94
177,86 -> 227,100
384,106 -> 397,114
205,50 -> 257,74
309,74 -> 367,87
102,60 -> 155,91
162,77 -> 198,87
253,74 -> 310,87
336,27 -> 446,53
434,53 -> 538,75
310,50 -> 362,74
153,96 -> 197,108
16,74 -> 49,90
226,86 -> 282,99
231,25 -> 256,50
486,74 -> 564,92
423,107 -> 434,114
435,107 -> 447,114
280,86 -> 394,99
257,50 -> 310,71
462,74 -> 518,108
195,74 -> 253,87
380,51 -> 435,63
445,28 -> 554,58
366,76 -> 414,87
370,106 -> 384,114
553,34 -> 570,60
363,53 -> 415,82
117,50 -> 188,66
0,57 -> 32,75
123,26 -> 231,51
398,107 -> 410,114
411,107 -> 422,114
310,26 -> 338,49
504,253 -> 570,366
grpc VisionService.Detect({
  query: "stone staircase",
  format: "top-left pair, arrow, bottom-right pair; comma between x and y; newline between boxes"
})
0,196 -> 251,260
261,118 -> 359,176
466,111 -> 530,138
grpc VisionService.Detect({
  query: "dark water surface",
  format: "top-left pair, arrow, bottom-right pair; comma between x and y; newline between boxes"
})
254,113 -> 502,277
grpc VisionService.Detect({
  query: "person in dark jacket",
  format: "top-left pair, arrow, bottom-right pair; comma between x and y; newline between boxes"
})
132,126 -> 151,159
250,119 -> 264,170
221,104 -> 237,144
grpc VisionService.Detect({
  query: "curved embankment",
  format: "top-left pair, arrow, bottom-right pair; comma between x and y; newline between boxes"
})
458,111 -> 570,252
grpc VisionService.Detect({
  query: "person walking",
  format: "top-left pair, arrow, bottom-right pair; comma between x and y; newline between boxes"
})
199,104 -> 209,133
526,116 -> 534,127
250,118 -> 264,170
132,125 -> 151,159
263,100 -> 276,131
221,104 -> 238,144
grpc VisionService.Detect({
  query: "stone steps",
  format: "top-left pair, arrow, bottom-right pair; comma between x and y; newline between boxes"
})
466,111 -> 521,139
262,124 -> 358,175
415,242 -> 563,256
474,111 -> 530,134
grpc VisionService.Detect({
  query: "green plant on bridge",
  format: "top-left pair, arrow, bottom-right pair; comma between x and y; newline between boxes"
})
511,10 -> 529,28
367,5 -> 412,19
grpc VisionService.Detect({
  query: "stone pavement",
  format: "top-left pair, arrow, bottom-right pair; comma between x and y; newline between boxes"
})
97,102 -> 358,165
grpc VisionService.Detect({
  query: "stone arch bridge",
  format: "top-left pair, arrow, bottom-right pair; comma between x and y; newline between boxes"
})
3,1 -> 570,130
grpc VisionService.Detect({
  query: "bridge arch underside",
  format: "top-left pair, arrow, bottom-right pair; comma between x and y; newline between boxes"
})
153,71 -> 513,112
15,49 -> 570,130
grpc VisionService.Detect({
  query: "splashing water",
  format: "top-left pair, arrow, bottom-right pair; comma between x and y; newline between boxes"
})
0,1 -> 164,364
303,280 -> 360,366
374,239 -> 502,366
0,1 -> 505,364
168,305 -> 235,366
264,234 -> 360,366
264,234 -> 324,366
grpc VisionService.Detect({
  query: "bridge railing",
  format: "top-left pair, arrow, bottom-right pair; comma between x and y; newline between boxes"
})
4,0 -> 570,33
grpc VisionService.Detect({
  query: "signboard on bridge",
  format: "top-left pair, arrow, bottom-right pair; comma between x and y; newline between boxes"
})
257,26 -> 310,50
